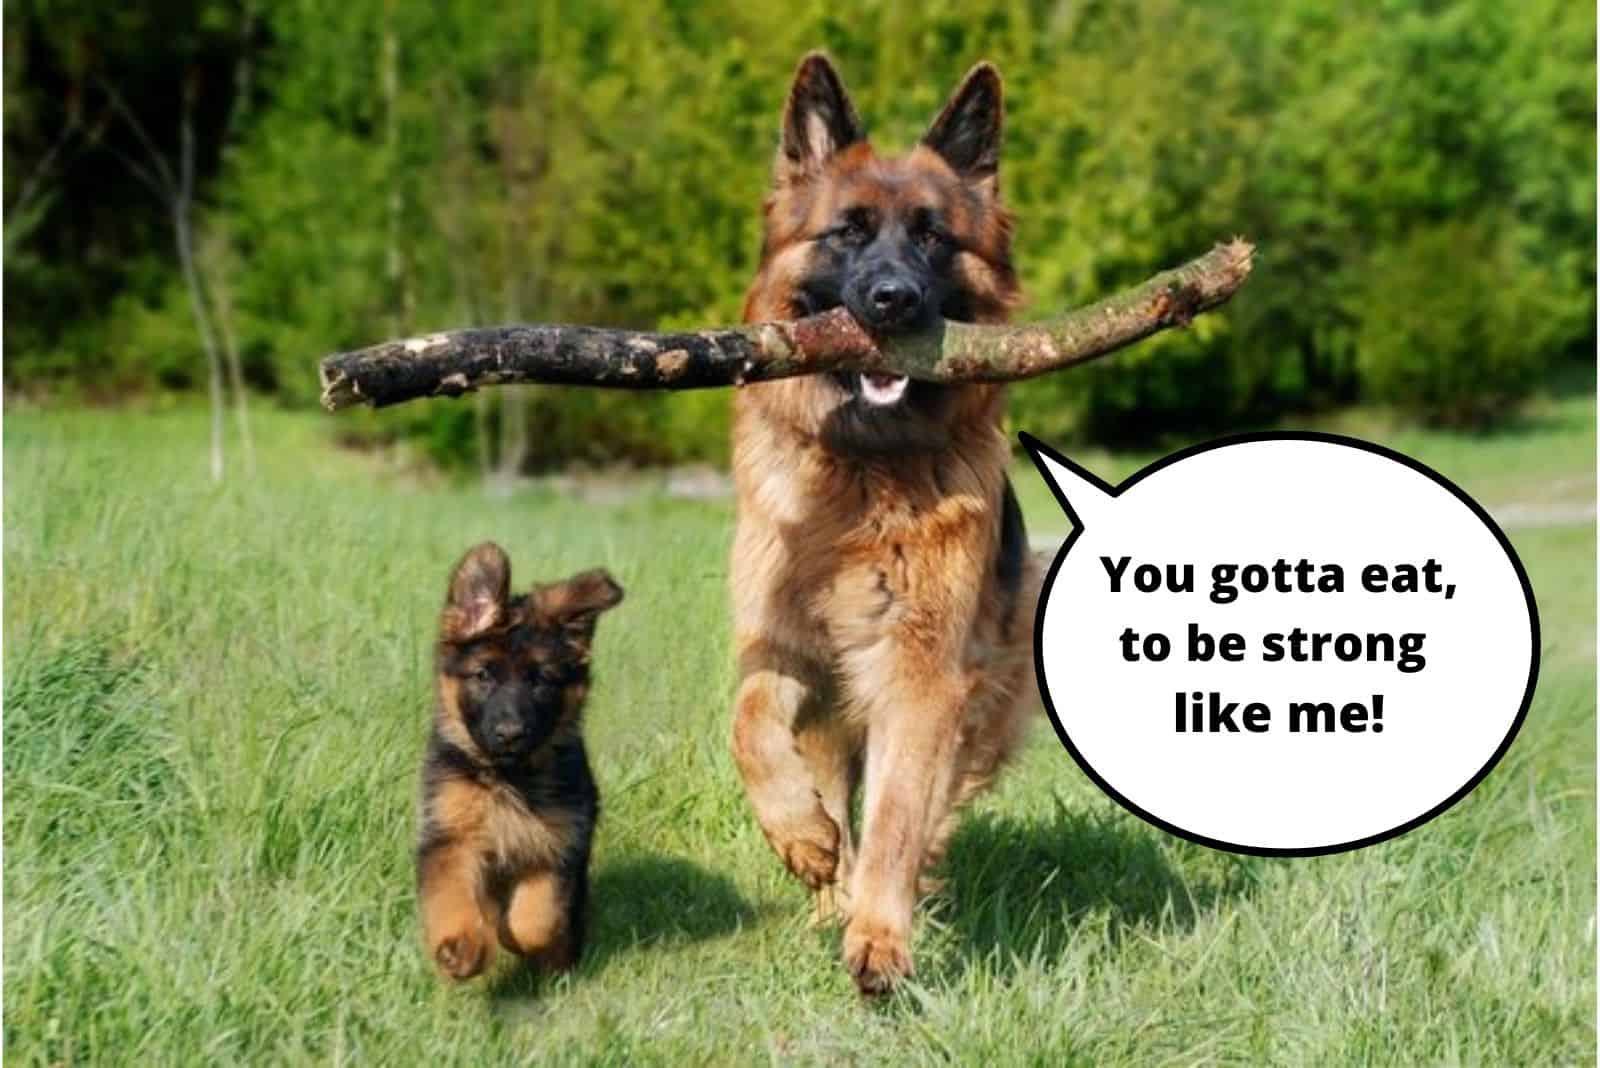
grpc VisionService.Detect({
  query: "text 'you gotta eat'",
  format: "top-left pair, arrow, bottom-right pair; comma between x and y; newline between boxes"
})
1101,556 -> 1456,604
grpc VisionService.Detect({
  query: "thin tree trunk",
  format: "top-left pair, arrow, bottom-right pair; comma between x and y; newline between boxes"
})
497,390 -> 527,478
99,68 -> 242,483
428,78 -> 496,483
173,84 -> 227,484
175,206 -> 226,482
474,389 -> 495,480
496,284 -> 530,479
3,115 -> 99,254
203,226 -> 256,475
218,1 -> 259,478
383,0 -> 408,335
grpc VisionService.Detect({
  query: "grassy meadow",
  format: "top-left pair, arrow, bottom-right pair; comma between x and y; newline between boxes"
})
4,392 -> 1595,1065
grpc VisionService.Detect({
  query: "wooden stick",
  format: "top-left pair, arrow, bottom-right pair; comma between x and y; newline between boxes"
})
319,238 -> 1254,411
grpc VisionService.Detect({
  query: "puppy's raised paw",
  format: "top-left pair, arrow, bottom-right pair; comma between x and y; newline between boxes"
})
433,928 -> 491,981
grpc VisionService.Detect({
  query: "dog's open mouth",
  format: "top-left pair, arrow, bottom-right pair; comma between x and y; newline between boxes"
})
859,373 -> 910,407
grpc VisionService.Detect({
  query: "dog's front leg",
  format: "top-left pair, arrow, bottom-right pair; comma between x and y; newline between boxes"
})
843,665 -> 971,995
731,642 -> 843,891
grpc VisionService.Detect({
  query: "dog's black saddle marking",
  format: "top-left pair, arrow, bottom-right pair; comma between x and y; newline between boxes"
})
996,477 -> 1027,628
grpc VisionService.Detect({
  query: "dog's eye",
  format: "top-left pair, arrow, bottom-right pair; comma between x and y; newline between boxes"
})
832,209 -> 874,247
471,665 -> 494,684
917,225 -> 951,253
908,208 -> 951,254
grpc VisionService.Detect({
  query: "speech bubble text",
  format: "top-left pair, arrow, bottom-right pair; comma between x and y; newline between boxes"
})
1021,431 -> 1538,857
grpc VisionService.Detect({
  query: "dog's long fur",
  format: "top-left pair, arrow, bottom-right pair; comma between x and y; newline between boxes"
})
730,54 -> 1039,994
417,543 -> 622,980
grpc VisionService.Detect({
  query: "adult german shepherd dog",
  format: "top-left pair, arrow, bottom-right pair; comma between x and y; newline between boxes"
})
730,53 -> 1038,994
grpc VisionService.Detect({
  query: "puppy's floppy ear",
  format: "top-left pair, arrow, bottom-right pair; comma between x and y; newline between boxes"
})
441,542 -> 511,642
536,568 -> 624,639
775,51 -> 865,184
921,62 -> 1003,186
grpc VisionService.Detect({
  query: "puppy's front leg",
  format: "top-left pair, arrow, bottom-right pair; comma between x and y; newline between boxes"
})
499,868 -> 579,971
843,669 -> 971,995
418,838 -> 495,981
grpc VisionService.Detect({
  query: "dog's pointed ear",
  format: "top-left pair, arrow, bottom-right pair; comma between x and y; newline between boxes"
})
775,51 -> 865,184
536,568 -> 624,640
442,542 -> 511,642
921,62 -> 1003,186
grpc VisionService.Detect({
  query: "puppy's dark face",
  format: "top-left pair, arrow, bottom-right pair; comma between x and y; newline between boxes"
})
441,629 -> 582,765
744,54 -> 1020,443
435,544 -> 623,767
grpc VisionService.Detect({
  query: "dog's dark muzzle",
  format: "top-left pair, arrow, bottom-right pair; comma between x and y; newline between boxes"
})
846,269 -> 929,332
479,686 -> 559,762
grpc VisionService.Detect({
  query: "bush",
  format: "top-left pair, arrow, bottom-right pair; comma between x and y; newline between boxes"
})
5,0 -> 1594,454
1355,223 -> 1557,427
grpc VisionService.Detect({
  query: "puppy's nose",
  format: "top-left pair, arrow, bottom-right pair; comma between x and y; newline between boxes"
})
490,720 -> 523,746
868,279 -> 921,325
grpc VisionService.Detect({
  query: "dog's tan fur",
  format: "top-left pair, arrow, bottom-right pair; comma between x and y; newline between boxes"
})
729,54 -> 1039,994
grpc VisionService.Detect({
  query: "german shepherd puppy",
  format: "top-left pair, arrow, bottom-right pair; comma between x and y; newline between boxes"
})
730,54 -> 1038,994
417,542 -> 623,980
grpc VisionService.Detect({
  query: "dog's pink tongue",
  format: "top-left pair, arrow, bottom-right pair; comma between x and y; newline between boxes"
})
866,374 -> 900,389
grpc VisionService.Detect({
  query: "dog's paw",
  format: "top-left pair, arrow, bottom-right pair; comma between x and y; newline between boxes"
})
842,917 -> 912,996
433,928 -> 491,980
773,813 -> 841,890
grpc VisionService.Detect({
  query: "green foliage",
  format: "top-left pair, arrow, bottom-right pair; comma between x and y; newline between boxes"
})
2,0 -> 249,386
1355,222 -> 1561,426
4,0 -> 1595,459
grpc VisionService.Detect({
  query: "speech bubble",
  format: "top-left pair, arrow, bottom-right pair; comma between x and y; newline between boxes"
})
1020,431 -> 1539,857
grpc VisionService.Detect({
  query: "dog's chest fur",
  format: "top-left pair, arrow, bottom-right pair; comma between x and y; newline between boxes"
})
731,383 -> 1014,671
421,733 -> 596,877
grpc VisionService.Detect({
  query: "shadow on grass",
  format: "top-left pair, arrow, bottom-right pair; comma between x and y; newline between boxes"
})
488,853 -> 760,1000
922,803 -> 1265,986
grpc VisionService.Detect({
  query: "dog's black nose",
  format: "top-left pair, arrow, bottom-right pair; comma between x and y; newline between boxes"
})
490,720 -> 523,746
868,279 -> 921,325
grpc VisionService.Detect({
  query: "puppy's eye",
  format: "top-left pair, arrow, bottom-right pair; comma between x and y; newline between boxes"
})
471,665 -> 494,684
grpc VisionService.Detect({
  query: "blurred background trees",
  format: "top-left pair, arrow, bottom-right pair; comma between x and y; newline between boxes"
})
5,0 -> 1594,469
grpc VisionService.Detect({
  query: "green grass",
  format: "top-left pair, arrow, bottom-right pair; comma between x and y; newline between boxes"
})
5,402 -> 1595,1065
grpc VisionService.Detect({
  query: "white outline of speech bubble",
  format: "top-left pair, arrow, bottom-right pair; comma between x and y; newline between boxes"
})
1018,430 -> 1541,858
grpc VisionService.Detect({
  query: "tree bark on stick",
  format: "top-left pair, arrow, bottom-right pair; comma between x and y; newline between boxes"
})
320,239 -> 1254,411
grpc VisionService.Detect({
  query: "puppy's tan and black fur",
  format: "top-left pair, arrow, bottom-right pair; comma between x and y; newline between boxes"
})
730,54 -> 1039,994
417,542 -> 622,980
